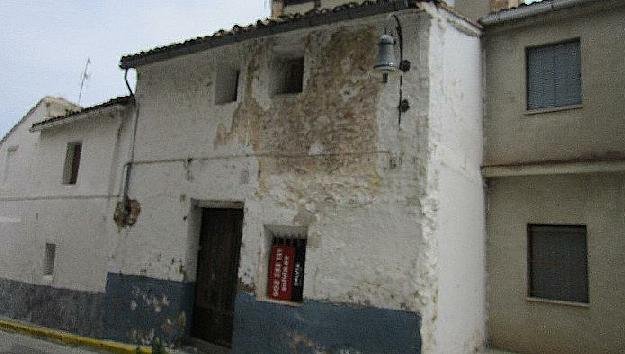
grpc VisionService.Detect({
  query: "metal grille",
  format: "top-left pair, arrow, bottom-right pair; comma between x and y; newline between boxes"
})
268,236 -> 306,302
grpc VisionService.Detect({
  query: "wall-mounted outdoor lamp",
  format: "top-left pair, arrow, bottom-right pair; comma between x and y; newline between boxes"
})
374,34 -> 411,77
374,13 -> 411,124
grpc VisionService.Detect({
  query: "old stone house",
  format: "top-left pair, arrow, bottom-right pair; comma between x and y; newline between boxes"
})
0,0 -> 623,353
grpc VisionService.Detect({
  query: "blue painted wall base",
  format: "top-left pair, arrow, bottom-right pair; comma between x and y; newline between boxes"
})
102,273 -> 195,345
0,277 -> 104,338
232,292 -> 421,354
0,276 -> 420,353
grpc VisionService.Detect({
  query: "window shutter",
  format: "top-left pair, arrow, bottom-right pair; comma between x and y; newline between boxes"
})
529,225 -> 588,303
554,41 -> 582,107
527,45 -> 556,110
527,40 -> 581,110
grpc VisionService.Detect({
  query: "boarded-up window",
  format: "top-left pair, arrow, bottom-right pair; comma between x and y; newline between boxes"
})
527,39 -> 581,110
44,243 -> 56,276
528,224 -> 588,303
62,142 -> 82,185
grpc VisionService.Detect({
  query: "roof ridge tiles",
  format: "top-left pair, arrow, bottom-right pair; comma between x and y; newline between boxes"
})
119,0 -> 443,69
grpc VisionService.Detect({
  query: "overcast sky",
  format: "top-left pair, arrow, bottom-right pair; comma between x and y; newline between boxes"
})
0,1 -> 270,137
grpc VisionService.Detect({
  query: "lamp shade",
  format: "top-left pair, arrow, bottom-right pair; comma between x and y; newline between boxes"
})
373,34 -> 398,72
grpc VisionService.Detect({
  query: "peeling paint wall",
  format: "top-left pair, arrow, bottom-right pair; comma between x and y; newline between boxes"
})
128,13 -> 426,310
122,9 -> 434,350
120,4 -> 483,352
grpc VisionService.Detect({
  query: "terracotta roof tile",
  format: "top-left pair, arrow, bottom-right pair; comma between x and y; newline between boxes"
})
30,96 -> 133,131
119,0 -> 443,69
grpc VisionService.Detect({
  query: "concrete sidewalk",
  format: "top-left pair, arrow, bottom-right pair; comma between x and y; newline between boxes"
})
0,330 -> 101,354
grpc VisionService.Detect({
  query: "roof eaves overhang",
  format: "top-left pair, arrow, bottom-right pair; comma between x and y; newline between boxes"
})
479,0 -> 604,27
29,103 -> 128,133
482,158 -> 625,177
119,0 -> 441,70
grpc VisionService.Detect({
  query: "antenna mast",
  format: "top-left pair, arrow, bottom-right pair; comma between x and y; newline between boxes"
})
78,58 -> 91,105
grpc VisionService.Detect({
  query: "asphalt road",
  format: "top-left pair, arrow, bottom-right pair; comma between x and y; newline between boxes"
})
0,330 -> 99,354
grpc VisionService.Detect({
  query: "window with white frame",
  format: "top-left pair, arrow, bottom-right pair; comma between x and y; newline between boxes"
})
526,39 -> 582,110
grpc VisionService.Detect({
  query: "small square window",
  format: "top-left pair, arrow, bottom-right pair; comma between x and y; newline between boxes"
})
526,39 -> 582,110
528,224 -> 588,303
272,57 -> 304,95
44,243 -> 56,276
62,142 -> 82,185
215,67 -> 240,104
265,226 -> 307,303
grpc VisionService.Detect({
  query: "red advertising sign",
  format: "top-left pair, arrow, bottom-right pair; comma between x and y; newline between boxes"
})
267,244 -> 296,301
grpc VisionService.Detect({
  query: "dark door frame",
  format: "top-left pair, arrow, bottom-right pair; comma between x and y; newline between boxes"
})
189,201 -> 244,348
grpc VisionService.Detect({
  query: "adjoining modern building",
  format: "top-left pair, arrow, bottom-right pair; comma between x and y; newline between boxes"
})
0,0 -> 623,353
481,0 -> 625,352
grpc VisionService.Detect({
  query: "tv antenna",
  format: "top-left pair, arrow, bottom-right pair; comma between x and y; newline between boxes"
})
78,58 -> 91,105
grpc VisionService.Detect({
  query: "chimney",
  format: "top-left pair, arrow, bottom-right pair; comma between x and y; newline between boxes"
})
455,0 -> 524,20
491,0 -> 523,12
271,0 -> 284,18
277,0 -> 367,17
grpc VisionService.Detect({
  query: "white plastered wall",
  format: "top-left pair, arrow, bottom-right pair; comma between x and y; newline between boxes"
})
113,5 -> 487,353
116,9 -> 437,321
426,6 -> 486,353
0,101 -> 131,293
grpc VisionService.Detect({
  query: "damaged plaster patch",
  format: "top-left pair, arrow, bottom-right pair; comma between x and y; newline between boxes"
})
293,206 -> 316,226
215,26 -> 383,198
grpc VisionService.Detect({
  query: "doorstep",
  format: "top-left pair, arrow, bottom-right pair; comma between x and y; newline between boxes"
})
179,337 -> 230,354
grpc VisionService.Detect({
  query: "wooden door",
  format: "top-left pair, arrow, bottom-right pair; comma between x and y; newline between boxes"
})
191,208 -> 243,347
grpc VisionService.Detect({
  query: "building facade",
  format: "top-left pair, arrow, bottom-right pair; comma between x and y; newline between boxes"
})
0,1 -> 485,353
2,0 -> 622,353
0,96 -> 133,337
481,0 -> 625,352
